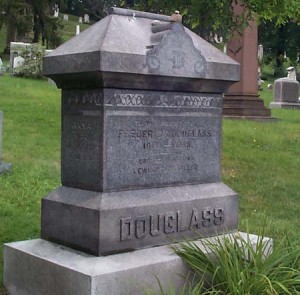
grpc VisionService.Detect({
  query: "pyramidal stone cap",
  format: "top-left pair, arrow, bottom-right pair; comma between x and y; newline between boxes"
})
43,7 -> 240,92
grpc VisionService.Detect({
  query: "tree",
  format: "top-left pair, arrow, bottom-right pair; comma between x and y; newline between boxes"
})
130,0 -> 300,41
0,0 -> 32,53
259,19 -> 300,77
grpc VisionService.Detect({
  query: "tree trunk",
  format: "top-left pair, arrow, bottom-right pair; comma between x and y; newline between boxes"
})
4,16 -> 17,54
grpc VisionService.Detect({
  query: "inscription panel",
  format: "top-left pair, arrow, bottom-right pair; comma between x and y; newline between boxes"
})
61,90 -> 103,190
105,113 -> 221,191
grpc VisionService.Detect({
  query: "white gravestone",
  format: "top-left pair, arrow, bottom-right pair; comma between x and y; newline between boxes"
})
76,25 -> 80,35
0,58 -> 3,75
84,14 -> 90,23
63,14 -> 69,21
79,17 -> 83,23
13,56 -> 25,69
287,67 -> 297,80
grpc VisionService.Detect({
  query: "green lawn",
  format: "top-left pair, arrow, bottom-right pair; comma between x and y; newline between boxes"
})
0,75 -> 299,292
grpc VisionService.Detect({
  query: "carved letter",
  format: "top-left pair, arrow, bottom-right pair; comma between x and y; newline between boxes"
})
177,211 -> 188,232
135,216 -> 148,239
189,209 -> 200,229
202,207 -> 212,227
150,215 -> 163,236
120,217 -> 133,241
164,212 -> 177,234
214,208 -> 225,225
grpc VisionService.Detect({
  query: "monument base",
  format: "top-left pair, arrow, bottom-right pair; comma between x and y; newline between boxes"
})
41,183 -> 238,255
0,162 -> 12,174
4,233 -> 272,295
223,94 -> 274,120
270,102 -> 300,109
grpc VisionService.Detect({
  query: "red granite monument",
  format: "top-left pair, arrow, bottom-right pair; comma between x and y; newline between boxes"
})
224,4 -> 272,119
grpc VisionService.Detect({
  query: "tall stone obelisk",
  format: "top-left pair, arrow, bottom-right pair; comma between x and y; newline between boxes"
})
224,4 -> 273,119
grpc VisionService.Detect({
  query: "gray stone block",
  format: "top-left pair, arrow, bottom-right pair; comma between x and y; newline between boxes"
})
270,78 -> 300,109
41,183 -> 238,255
61,88 -> 223,192
0,162 -> 12,174
4,233 -> 272,295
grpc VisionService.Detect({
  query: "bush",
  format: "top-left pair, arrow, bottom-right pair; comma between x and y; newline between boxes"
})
13,44 -> 45,79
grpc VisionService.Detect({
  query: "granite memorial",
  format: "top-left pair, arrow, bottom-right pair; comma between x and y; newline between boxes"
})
270,76 -> 300,109
4,8 -> 244,294
0,111 -> 12,174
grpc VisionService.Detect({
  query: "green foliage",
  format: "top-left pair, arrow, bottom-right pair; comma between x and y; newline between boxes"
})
131,0 -> 300,39
13,44 -> 45,78
171,233 -> 300,294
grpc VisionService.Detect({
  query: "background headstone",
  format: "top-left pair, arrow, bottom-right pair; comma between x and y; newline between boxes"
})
13,56 -> 25,69
10,42 -> 31,71
270,77 -> 300,109
76,25 -> 80,35
79,17 -> 83,23
0,58 -> 3,75
286,66 -> 297,80
63,14 -> 69,21
0,111 -> 12,174
84,14 -> 90,23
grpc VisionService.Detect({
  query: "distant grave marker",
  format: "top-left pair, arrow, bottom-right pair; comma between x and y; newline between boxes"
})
0,112 -> 12,174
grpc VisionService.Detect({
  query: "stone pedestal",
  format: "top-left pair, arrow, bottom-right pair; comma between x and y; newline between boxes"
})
4,233 -> 272,295
270,78 -> 300,109
41,184 -> 238,255
224,5 -> 272,120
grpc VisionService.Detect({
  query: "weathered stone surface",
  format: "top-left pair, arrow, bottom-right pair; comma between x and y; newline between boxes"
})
41,183 -> 238,255
4,233 -> 272,295
43,8 -> 239,92
40,7 -> 241,255
61,88 -> 223,192
270,78 -> 300,109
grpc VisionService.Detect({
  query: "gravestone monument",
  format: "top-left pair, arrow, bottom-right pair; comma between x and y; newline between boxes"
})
0,112 -> 12,174
270,77 -> 300,109
63,14 -> 69,21
4,8 -> 251,294
224,3 -> 273,119
84,13 -> 90,23
76,24 -> 80,35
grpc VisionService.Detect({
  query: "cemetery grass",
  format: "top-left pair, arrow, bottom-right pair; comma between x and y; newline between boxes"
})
0,76 -> 299,290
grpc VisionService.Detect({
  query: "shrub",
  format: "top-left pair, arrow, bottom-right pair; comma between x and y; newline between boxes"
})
13,44 -> 45,79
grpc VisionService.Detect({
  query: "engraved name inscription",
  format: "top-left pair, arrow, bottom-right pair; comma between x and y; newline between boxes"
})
64,119 -> 99,161
105,93 -> 221,108
120,207 -> 225,241
113,117 -> 214,177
